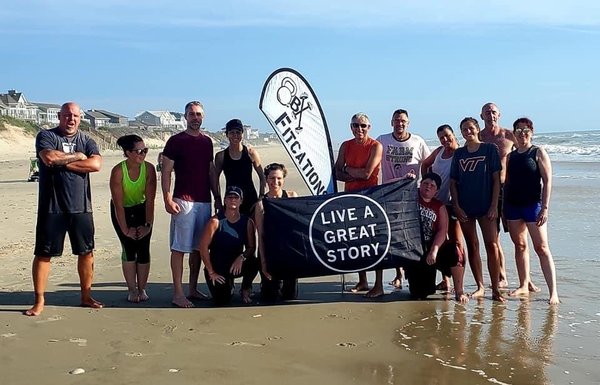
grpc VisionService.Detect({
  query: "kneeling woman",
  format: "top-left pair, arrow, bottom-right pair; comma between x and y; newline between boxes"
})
199,186 -> 257,305
110,135 -> 157,303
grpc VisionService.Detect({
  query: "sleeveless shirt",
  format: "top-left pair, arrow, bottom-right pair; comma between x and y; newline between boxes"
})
121,160 -> 147,207
504,146 -> 542,206
343,137 -> 380,192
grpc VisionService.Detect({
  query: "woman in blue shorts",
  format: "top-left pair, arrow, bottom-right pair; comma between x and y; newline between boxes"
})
110,135 -> 157,303
450,117 -> 504,302
504,117 -> 559,304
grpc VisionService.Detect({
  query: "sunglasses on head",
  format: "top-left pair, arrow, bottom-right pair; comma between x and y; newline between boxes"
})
131,148 -> 149,155
351,123 -> 369,129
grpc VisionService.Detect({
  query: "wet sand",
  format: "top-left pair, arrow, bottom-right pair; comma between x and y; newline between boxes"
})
0,143 -> 598,384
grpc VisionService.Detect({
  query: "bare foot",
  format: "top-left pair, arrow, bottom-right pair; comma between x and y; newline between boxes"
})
172,295 -> 194,308
492,290 -> 506,303
455,293 -> 469,304
365,287 -> 384,298
509,286 -> 530,297
127,289 -> 140,303
548,295 -> 560,305
138,289 -> 149,302
470,287 -> 485,298
389,278 -> 402,289
240,289 -> 252,304
187,289 -> 210,300
24,303 -> 44,316
349,283 -> 369,293
498,279 -> 508,289
81,298 -> 104,309
528,282 -> 541,293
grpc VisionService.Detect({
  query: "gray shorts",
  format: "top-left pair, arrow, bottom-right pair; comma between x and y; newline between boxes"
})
169,198 -> 211,253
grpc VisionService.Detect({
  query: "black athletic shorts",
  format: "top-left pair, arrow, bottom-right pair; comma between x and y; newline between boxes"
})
34,212 -> 95,257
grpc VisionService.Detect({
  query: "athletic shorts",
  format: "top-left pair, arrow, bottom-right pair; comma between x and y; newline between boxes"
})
504,201 -> 542,223
169,198 -> 211,253
34,212 -> 95,257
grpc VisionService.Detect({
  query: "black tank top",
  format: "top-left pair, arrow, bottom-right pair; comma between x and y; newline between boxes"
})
223,146 -> 259,215
505,146 -> 542,206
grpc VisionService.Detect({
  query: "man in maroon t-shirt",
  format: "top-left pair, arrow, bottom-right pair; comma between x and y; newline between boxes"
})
161,101 -> 222,308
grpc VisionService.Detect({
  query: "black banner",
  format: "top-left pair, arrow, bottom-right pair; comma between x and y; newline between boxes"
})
262,180 -> 424,279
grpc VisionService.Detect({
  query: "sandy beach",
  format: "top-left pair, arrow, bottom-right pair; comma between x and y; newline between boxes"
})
1,134 -> 599,385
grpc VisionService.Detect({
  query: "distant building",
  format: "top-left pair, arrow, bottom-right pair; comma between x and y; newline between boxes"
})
0,90 -> 38,121
33,103 -> 61,126
84,109 -> 128,129
244,125 -> 260,140
135,110 -> 184,129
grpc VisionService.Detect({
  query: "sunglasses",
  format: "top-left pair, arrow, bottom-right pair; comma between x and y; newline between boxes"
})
351,123 -> 369,129
514,128 -> 532,134
131,148 -> 149,155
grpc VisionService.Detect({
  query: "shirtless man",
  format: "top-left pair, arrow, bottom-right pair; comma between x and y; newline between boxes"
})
480,102 -> 539,292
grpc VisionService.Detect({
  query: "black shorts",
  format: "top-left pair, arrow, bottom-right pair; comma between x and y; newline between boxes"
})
34,212 -> 95,257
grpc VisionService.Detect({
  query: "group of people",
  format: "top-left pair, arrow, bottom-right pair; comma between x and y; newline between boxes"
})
25,100 -> 558,316
336,104 -> 559,305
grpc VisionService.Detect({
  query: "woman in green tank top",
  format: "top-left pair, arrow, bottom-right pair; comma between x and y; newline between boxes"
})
110,135 -> 157,303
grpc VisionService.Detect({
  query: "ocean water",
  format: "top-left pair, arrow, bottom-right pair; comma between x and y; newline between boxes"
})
387,130 -> 600,384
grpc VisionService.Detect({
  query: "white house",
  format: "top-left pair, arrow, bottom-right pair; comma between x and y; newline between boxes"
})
0,90 -> 38,121
135,110 -> 183,129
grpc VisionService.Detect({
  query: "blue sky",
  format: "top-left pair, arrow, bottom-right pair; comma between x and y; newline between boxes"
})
2,1 -> 599,142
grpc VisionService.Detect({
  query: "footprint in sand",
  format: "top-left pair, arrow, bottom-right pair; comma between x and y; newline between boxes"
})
69,338 -> 88,347
229,341 -> 265,347
337,342 -> 357,348
266,336 -> 282,341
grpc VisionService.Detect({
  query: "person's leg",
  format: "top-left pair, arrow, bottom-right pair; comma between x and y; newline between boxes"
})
365,270 -> 384,298
171,250 -> 193,307
460,218 -> 485,297
136,262 -> 150,302
478,217 -> 504,302
507,219 -> 531,297
241,255 -> 259,304
351,271 -> 369,292
188,250 -> 208,299
78,252 -> 103,308
497,243 -> 508,288
450,265 -> 468,304
390,267 -> 403,289
527,222 -> 560,304
122,261 -> 139,302
25,256 -> 52,316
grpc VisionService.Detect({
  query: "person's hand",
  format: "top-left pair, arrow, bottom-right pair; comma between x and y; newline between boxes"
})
164,199 -> 180,215
261,263 -> 272,280
536,206 -> 548,227
487,205 -> 498,221
403,169 -> 417,180
454,205 -> 468,222
136,225 -> 151,240
122,227 -> 137,239
230,255 -> 244,276
426,251 -> 437,265
208,271 -> 225,285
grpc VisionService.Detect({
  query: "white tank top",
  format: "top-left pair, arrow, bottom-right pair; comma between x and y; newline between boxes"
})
431,148 -> 453,204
